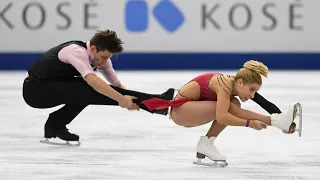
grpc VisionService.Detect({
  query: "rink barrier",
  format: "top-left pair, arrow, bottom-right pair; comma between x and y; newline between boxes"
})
1,52 -> 320,70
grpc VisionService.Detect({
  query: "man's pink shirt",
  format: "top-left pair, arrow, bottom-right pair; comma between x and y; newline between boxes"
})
57,41 -> 121,86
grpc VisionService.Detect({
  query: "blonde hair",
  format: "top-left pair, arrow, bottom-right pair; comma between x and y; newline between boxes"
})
234,60 -> 268,85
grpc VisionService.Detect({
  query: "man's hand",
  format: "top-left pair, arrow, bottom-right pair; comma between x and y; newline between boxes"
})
127,104 -> 140,111
117,85 -> 140,111
118,95 -> 137,109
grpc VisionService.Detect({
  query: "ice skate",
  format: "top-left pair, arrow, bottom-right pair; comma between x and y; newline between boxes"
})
284,103 -> 303,137
294,103 -> 303,137
40,124 -> 81,146
193,136 -> 228,167
271,103 -> 296,130
271,103 -> 303,137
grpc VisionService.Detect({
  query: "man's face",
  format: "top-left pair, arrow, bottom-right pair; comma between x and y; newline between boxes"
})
90,46 -> 113,68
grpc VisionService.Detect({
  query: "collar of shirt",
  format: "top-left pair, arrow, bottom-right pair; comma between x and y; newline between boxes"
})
86,41 -> 94,63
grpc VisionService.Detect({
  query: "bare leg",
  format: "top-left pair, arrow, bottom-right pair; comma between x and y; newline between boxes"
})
171,101 -> 217,127
190,98 -> 245,163
205,98 -> 239,137
206,121 -> 227,137
171,98 -> 271,128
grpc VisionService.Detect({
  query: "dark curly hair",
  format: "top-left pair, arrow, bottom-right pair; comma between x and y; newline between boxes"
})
90,30 -> 124,54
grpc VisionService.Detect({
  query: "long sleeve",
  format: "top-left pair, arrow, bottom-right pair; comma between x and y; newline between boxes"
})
97,59 -> 121,86
252,92 -> 282,114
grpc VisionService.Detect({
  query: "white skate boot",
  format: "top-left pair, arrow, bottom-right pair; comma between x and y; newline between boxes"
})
271,103 -> 303,137
193,136 -> 228,167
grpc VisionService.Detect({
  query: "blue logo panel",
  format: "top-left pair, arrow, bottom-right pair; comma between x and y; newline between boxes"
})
152,0 -> 184,33
125,1 -> 149,32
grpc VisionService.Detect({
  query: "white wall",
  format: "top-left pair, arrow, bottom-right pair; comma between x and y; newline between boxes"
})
0,0 -> 317,52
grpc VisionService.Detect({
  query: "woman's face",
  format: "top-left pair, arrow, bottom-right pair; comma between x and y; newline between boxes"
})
235,78 -> 261,102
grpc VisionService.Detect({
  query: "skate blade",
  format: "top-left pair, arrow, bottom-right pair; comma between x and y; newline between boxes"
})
294,103 -> 303,137
193,158 -> 228,167
40,138 -> 81,147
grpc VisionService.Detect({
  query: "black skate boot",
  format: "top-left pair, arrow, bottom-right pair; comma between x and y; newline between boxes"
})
153,88 -> 175,116
40,123 -> 80,146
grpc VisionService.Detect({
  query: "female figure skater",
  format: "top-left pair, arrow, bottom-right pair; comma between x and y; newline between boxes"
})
141,60 -> 298,166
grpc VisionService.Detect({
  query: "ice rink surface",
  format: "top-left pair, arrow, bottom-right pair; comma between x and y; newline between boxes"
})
0,71 -> 319,180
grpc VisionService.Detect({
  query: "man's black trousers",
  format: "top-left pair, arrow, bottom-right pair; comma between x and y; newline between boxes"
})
23,77 -> 162,129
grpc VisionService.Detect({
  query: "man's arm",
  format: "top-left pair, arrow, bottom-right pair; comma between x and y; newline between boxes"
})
84,74 -> 123,102
118,83 -> 127,90
98,59 -> 123,87
59,46 -> 130,107
252,92 -> 282,114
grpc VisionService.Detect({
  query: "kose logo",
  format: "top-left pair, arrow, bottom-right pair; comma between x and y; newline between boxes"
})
125,0 -> 185,33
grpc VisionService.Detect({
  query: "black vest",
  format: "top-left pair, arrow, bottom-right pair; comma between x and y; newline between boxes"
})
28,41 -> 89,80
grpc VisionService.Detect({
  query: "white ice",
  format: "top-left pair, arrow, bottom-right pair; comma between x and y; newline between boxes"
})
0,71 -> 319,180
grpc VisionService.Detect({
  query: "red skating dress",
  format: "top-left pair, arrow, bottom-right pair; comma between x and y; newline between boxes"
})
141,73 -> 220,114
